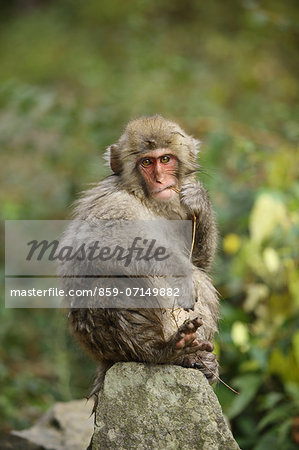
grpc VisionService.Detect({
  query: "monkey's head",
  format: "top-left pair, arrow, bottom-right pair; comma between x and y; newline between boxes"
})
105,115 -> 200,202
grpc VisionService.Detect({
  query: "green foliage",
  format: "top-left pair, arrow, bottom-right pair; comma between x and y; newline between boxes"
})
1,1 -> 299,447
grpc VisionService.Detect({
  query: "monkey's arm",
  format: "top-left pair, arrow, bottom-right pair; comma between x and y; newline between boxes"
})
180,182 -> 217,270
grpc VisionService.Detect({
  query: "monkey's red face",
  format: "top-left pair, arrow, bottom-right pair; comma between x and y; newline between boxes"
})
137,149 -> 179,201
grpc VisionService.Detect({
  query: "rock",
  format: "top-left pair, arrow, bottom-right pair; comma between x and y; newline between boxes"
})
92,362 -> 240,450
10,399 -> 93,450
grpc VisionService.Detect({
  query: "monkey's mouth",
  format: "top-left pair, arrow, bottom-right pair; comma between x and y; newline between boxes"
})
153,185 -> 177,194
151,185 -> 178,200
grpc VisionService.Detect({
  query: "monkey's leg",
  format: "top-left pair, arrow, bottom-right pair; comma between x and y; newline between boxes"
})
69,310 -> 209,396
88,318 -> 206,402
89,317 -> 210,397
180,350 -> 219,383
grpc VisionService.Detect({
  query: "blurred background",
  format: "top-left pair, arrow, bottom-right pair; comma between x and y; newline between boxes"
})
0,0 -> 299,448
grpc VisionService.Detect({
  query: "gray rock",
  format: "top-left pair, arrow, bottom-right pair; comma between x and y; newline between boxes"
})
11,399 -> 93,450
92,362 -> 240,450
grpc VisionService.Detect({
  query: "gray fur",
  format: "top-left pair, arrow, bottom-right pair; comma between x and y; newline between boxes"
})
59,116 -> 219,397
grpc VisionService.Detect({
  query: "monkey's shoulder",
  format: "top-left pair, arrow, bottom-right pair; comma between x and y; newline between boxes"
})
74,176 -> 151,220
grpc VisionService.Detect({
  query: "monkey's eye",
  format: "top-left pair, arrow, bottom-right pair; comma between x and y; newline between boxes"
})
141,158 -> 152,167
160,155 -> 170,164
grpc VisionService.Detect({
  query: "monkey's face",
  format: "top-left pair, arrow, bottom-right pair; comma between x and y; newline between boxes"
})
137,149 -> 179,201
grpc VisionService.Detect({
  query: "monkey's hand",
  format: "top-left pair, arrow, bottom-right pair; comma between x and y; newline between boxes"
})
171,317 -> 211,357
179,182 -> 209,216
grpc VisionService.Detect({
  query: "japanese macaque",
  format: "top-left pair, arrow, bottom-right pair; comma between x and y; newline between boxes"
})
60,115 -> 219,398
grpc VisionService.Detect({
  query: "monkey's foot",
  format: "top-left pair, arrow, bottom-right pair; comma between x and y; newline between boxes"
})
182,350 -> 219,383
173,317 -> 203,356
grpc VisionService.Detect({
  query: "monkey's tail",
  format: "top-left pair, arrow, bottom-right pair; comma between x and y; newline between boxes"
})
88,360 -> 114,413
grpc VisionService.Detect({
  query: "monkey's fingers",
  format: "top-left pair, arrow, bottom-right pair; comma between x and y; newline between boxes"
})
174,317 -> 203,350
184,339 -> 214,355
175,317 -> 203,348
182,340 -> 215,354
181,317 -> 203,331
196,341 -> 214,352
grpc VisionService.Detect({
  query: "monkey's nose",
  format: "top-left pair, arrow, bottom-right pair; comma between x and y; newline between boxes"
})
154,170 -> 164,183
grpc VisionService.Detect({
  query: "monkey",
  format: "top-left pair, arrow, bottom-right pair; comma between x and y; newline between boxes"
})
59,115 -> 219,399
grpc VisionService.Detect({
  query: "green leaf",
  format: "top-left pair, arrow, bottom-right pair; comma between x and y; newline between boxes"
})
258,404 -> 292,430
227,373 -> 263,419
259,392 -> 283,410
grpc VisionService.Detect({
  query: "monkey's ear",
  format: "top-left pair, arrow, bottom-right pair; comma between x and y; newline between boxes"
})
105,144 -> 122,174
